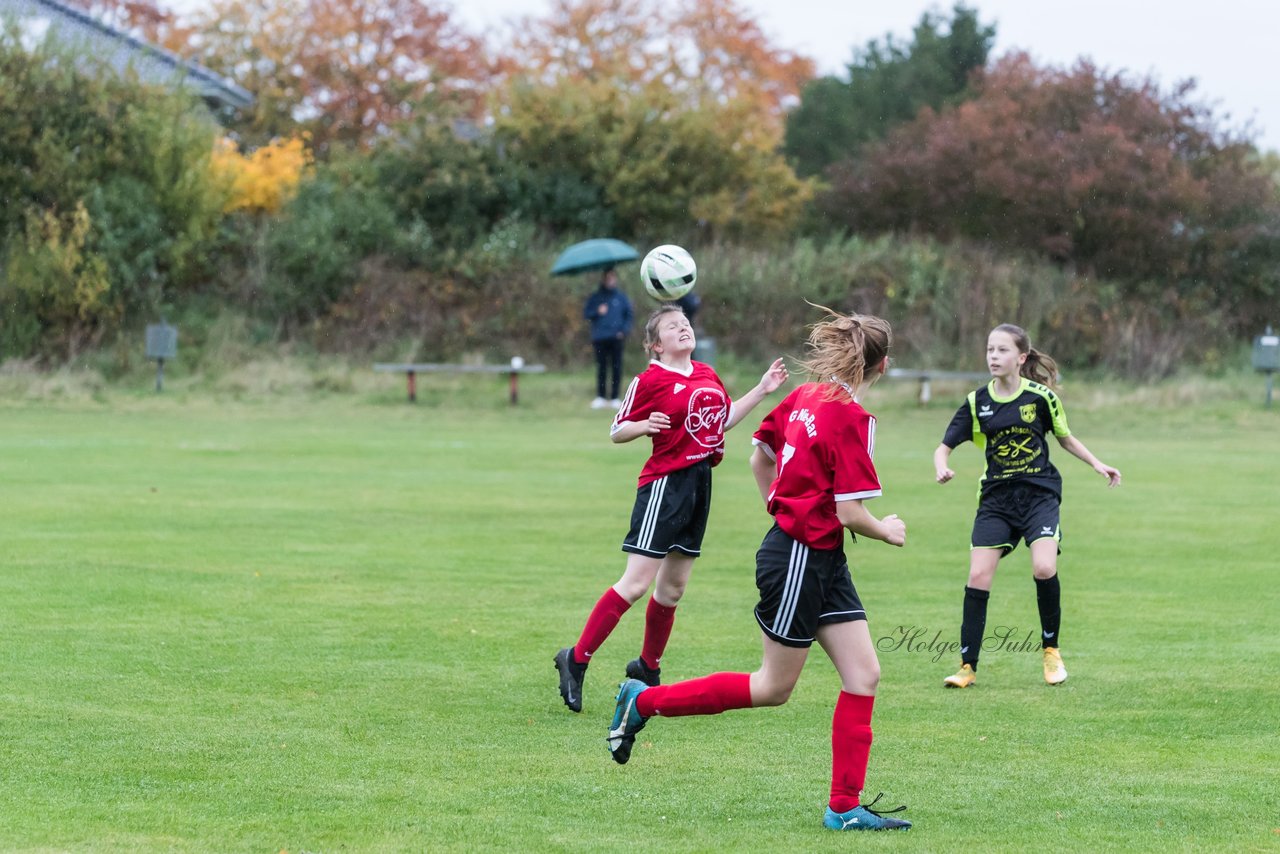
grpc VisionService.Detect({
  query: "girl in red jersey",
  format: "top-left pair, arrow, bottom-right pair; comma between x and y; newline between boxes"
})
555,304 -> 788,713
606,308 -> 913,832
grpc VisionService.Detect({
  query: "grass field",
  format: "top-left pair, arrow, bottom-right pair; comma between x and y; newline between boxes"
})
1,367 -> 1277,851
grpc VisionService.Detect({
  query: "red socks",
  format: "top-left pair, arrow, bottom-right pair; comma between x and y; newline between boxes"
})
573,587 -> 631,665
635,672 -> 752,718
640,597 -> 678,669
829,691 -> 874,813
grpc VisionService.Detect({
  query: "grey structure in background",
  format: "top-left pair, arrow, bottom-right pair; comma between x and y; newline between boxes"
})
0,0 -> 252,112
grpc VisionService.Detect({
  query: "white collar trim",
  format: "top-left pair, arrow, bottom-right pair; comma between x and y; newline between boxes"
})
652,359 -> 694,377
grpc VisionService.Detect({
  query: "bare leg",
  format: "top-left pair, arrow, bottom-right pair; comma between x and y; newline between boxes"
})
749,632 -> 810,706
612,552 -> 663,603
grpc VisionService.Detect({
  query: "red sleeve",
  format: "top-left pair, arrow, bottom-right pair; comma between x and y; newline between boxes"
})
752,388 -> 796,460
614,372 -> 651,425
832,412 -> 882,501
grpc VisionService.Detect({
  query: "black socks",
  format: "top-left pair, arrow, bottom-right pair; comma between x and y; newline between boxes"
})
1035,574 -> 1062,649
960,586 -> 990,669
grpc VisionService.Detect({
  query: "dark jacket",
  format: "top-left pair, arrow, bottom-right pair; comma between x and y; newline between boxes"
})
583,286 -> 634,342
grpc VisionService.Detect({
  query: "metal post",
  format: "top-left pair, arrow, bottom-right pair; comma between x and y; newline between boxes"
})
155,357 -> 164,392
509,370 -> 519,405
407,370 -> 417,403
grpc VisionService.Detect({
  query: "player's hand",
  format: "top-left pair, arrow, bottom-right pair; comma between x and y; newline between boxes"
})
759,358 -> 789,394
882,514 -> 906,547
645,411 -> 672,434
597,304 -> 608,316
936,467 -> 954,484
1097,464 -> 1121,487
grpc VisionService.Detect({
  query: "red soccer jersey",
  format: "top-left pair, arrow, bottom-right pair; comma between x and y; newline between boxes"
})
751,383 -> 882,550
614,360 -> 730,486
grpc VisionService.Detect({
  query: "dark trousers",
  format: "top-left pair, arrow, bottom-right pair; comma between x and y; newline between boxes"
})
593,337 -> 624,399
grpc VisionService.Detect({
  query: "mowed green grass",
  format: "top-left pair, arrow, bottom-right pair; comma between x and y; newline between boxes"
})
1,376 -> 1277,852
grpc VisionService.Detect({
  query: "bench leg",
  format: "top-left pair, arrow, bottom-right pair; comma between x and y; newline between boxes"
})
407,370 -> 417,403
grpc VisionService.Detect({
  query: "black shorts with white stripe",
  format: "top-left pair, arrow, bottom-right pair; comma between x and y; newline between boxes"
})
621,460 -> 713,558
753,523 -> 866,648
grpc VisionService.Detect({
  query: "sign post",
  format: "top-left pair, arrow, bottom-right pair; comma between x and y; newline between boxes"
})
145,322 -> 178,392
1252,325 -> 1278,408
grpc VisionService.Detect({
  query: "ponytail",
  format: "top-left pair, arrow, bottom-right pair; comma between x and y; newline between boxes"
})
800,305 -> 892,399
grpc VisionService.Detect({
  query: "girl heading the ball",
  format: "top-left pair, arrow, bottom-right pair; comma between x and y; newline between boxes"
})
934,323 -> 1121,689
606,307 -> 914,832
555,303 -> 788,714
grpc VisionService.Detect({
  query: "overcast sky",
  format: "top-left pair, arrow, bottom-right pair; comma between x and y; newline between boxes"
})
454,0 -> 1279,153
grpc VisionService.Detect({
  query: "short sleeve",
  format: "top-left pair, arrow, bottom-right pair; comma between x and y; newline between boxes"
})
751,389 -> 795,461
1045,389 -> 1071,438
941,400 -> 972,448
611,374 -> 647,434
832,413 -> 881,501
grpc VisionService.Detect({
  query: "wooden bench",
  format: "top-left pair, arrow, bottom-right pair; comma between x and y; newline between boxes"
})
374,361 -> 547,404
887,368 -> 989,404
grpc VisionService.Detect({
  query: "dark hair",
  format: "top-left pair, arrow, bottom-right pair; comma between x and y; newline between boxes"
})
993,323 -> 1059,387
799,305 -> 892,399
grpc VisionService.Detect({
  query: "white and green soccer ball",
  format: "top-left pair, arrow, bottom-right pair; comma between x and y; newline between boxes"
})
641,244 -> 697,301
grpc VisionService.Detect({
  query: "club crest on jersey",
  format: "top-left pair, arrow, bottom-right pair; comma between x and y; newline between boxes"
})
685,387 -> 728,448
1019,403 -> 1037,423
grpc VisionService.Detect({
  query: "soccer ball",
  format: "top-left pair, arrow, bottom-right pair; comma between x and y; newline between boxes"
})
641,245 -> 697,301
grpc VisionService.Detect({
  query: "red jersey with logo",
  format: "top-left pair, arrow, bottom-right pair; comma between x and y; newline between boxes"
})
752,383 -> 882,550
614,360 -> 730,487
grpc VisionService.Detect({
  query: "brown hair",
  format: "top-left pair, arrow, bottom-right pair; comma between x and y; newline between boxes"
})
992,323 -> 1059,387
642,304 -> 687,358
798,305 -> 892,399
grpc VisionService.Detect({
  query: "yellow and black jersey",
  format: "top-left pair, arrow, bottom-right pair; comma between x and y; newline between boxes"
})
941,377 -> 1071,499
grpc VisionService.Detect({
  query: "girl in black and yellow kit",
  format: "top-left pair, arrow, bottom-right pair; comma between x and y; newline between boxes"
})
933,324 -> 1120,688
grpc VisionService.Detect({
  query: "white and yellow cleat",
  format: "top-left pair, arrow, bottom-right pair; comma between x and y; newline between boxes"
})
943,663 -> 976,688
1043,647 -> 1068,685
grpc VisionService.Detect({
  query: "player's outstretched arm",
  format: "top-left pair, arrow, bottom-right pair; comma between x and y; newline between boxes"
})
836,499 -> 906,546
725,358 -> 789,431
934,443 -> 956,484
1056,435 -> 1121,487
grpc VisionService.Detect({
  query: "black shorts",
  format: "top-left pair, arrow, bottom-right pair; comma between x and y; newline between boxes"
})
622,461 -> 713,558
753,523 -> 866,648
972,482 -> 1062,556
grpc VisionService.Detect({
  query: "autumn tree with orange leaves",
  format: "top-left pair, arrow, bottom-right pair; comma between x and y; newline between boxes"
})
488,0 -> 815,239
504,0 -> 813,130
58,0 -> 195,54
186,0 -> 498,151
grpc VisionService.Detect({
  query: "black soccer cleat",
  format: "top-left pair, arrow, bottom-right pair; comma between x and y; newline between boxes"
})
625,657 -> 662,687
555,647 -> 587,712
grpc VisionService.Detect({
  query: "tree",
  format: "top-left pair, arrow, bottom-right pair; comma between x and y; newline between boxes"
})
494,75 -> 812,242
182,0 -> 311,148
187,0 -> 497,152
818,53 -> 1280,325
0,31 -> 227,356
59,0 -> 196,54
503,0 -> 813,130
211,135 -> 312,214
783,3 -> 993,177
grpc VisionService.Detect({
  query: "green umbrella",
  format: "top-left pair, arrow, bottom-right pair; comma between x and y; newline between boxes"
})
550,238 -> 639,276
